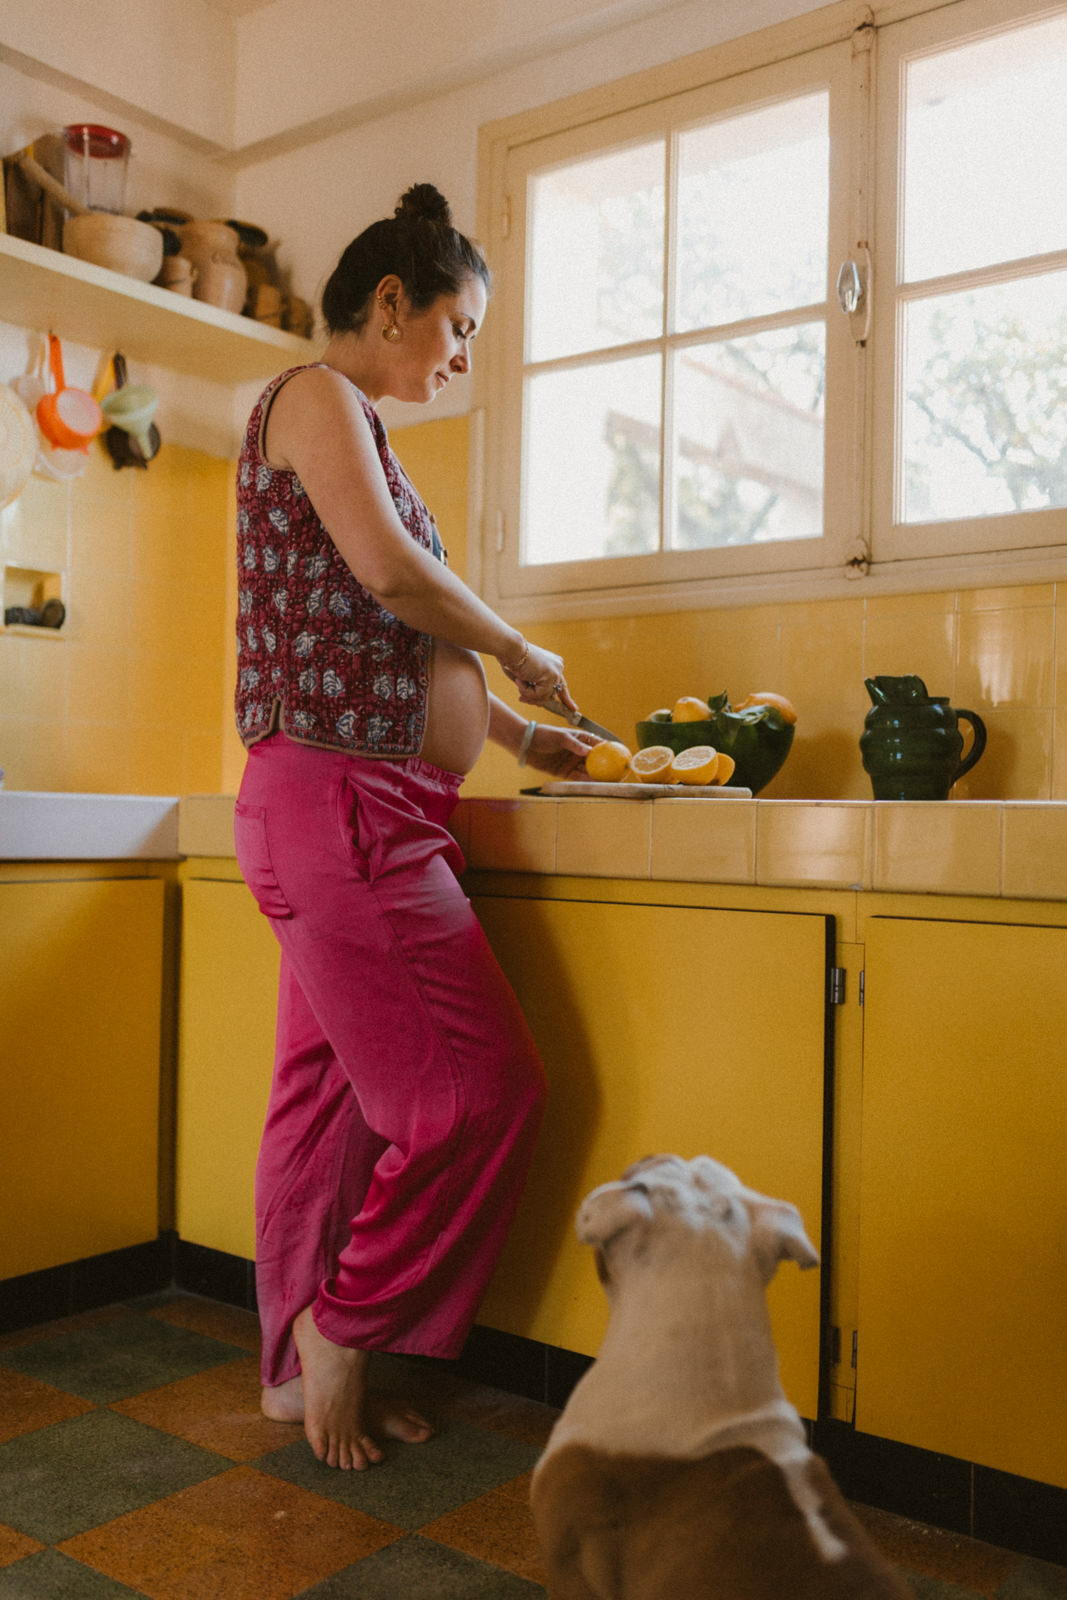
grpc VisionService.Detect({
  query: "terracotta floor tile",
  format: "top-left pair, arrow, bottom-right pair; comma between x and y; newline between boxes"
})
420,1470 -> 548,1585
425,1373 -> 560,1450
142,1297 -> 261,1353
853,1503 -> 1021,1594
0,1307 -> 132,1353
0,1522 -> 44,1568
110,1356 -> 299,1462
0,1368 -> 95,1443
58,1464 -> 402,1600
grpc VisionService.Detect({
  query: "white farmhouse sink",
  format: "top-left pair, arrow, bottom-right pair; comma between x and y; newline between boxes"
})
0,791 -> 181,860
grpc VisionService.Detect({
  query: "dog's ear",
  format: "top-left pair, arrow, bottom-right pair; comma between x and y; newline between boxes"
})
744,1194 -> 819,1281
575,1182 -> 654,1248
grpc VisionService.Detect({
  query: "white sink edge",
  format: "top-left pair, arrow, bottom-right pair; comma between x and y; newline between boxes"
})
0,791 -> 182,860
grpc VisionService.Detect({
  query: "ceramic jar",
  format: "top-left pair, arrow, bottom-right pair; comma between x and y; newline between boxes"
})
179,221 -> 247,314
860,675 -> 987,799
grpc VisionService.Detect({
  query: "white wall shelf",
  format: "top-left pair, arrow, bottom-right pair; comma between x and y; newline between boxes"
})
0,232 -> 318,384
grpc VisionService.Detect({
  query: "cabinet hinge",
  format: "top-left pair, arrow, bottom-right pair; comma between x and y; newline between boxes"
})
859,969 -> 866,1006
851,1329 -> 858,1369
501,194 -> 511,239
828,966 -> 846,1005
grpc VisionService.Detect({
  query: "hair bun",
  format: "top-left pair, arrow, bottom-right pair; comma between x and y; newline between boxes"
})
396,183 -> 453,226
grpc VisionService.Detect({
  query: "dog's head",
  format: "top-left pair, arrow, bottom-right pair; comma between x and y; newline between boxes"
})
575,1154 -> 818,1289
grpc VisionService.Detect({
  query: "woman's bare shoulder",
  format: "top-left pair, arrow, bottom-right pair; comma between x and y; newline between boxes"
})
264,366 -> 375,468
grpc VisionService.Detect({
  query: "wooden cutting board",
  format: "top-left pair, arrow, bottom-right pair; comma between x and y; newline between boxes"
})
534,782 -> 753,799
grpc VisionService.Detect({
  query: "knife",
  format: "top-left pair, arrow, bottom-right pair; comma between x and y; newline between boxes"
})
542,692 -> 622,744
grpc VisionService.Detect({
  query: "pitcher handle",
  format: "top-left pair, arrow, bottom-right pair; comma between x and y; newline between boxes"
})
954,709 -> 987,783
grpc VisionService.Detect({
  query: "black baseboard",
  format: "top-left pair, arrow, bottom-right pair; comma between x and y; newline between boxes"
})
2,1238 -> 1064,1568
0,1234 -> 173,1335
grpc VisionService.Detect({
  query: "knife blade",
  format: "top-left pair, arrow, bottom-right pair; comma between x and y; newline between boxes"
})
542,692 -> 622,744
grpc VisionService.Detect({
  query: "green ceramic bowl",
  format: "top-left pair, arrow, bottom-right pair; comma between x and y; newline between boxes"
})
635,701 -> 794,795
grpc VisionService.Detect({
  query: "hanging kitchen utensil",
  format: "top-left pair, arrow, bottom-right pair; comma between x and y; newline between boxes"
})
102,353 -> 161,469
36,334 -> 102,454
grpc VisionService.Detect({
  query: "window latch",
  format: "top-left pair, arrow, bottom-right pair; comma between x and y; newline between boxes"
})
835,245 -> 872,343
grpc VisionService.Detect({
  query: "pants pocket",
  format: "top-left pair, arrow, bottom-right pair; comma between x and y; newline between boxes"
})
234,801 -> 293,918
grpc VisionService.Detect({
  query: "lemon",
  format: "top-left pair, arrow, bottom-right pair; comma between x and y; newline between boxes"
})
672,696 -> 712,723
669,745 -> 719,785
734,691 -> 798,725
630,745 -> 674,783
712,752 -> 736,786
585,740 -> 633,783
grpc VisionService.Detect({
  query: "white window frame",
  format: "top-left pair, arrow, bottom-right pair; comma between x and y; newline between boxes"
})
870,0 -> 1067,564
474,0 -> 1067,620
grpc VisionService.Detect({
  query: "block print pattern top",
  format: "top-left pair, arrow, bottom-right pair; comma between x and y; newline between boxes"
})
234,365 -> 437,757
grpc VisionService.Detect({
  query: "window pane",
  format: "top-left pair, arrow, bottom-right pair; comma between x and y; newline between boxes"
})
901,272 -> 1067,524
671,323 -> 825,547
675,93 -> 828,332
903,15 -> 1067,282
523,356 -> 662,564
527,142 -> 665,363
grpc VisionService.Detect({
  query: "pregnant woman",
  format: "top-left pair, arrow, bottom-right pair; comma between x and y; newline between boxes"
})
233,184 -> 594,1470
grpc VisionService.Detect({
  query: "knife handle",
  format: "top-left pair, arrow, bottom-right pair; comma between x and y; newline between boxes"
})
543,693 -> 583,726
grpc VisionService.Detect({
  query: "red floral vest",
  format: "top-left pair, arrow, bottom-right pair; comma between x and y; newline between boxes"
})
235,366 -> 437,756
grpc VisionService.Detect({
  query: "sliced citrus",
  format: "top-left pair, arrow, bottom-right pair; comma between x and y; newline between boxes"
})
734,691 -> 798,724
669,745 -> 719,785
672,696 -> 712,723
630,745 -> 675,783
585,739 -> 633,783
711,752 -> 736,786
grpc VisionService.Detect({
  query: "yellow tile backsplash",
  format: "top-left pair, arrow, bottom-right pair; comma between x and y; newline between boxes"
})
2,405 -> 1065,816
1,443 -> 229,796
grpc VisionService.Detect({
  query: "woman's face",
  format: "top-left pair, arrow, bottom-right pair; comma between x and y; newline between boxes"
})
382,275 -> 487,404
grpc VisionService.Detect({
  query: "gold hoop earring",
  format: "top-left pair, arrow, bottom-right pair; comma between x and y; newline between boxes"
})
382,323 -> 402,342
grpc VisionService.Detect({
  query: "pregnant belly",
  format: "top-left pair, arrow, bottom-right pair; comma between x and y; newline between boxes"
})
419,640 -> 490,775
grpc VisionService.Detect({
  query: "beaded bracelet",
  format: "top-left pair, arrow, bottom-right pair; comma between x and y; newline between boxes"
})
517,720 -> 539,767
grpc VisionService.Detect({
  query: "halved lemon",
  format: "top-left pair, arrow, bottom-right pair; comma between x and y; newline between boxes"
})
630,745 -> 674,783
585,740 -> 633,783
712,752 -> 736,786
669,745 -> 719,785
734,691 -> 798,725
672,696 -> 712,723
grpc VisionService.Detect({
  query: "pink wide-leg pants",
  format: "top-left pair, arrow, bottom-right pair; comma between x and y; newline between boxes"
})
234,734 -> 547,1388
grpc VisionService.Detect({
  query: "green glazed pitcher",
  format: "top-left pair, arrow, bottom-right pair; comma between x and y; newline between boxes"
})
860,675 -> 987,800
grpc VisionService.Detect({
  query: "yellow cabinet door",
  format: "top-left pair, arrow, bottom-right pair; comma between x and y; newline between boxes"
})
473,895 -> 831,1419
176,879 -> 279,1259
0,877 -> 164,1278
857,917 -> 1067,1488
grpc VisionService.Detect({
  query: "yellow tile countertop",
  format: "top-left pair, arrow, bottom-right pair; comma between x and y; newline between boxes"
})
175,793 -> 1067,903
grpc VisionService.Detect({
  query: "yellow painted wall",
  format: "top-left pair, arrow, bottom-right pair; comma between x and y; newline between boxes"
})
1,442 -> 231,795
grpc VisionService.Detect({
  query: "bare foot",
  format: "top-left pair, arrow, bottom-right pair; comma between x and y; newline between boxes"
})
260,1374 -> 303,1423
290,1305 -> 434,1469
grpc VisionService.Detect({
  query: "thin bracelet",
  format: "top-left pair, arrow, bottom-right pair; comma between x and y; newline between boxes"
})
517,720 -> 538,767
503,635 -> 529,675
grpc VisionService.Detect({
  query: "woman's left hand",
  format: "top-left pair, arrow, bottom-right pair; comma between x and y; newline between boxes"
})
522,724 -> 600,779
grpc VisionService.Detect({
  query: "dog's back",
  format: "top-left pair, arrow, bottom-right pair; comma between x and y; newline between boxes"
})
531,1156 -> 912,1600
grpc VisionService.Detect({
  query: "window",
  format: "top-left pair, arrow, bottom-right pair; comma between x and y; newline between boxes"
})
872,0 -> 1067,561
479,0 -> 1067,613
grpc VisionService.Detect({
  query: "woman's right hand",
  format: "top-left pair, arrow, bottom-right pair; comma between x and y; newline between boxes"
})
499,638 -> 575,711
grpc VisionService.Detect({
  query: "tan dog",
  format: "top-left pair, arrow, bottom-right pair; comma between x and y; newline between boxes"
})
531,1155 -> 911,1600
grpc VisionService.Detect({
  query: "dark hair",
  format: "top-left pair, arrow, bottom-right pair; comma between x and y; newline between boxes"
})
321,183 -> 490,335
